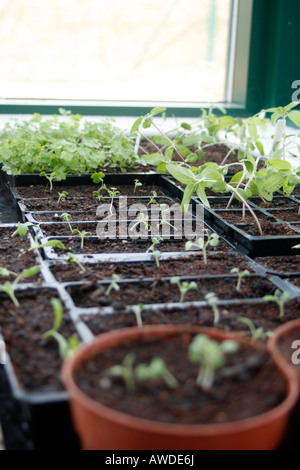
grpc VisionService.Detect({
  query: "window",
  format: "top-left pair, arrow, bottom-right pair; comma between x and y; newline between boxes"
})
0,0 -> 298,116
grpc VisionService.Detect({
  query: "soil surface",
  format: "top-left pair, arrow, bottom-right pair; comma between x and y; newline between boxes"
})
74,329 -> 287,425
255,255 -> 300,275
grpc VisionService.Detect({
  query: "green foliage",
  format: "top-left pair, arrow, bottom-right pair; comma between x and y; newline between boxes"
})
170,277 -> 198,303
0,110 -> 137,180
185,231 -> 219,264
238,317 -> 273,342
230,268 -> 251,292
263,289 -> 291,319
204,292 -> 220,324
0,265 -> 40,307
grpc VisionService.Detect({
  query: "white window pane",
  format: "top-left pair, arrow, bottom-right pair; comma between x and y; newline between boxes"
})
0,0 -> 232,102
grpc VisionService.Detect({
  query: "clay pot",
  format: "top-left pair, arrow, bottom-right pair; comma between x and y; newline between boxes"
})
62,325 -> 299,450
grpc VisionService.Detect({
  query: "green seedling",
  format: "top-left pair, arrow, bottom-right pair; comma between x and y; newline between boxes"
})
135,357 -> 178,389
105,353 -> 178,392
159,204 -> 177,231
11,222 -> 37,238
185,231 -> 219,264
107,188 -> 120,214
170,276 -> 198,303
28,237 -> 66,252
71,229 -> 92,249
42,298 -> 80,359
105,274 -> 121,296
263,289 -> 291,319
238,317 -> 273,342
39,171 -> 57,192
126,304 -> 144,327
230,268 -> 251,291
147,191 -> 158,206
131,213 -> 151,232
61,212 -> 73,233
0,265 -> 40,307
57,191 -> 68,205
66,253 -> 86,273
146,237 -> 163,267
204,292 -> 220,324
134,179 -> 143,193
188,334 -> 239,391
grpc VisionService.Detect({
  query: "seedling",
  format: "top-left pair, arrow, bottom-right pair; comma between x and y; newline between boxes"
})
66,253 -> 86,273
39,171 -> 59,192
0,265 -> 40,307
61,213 -> 73,233
105,353 -> 178,392
11,222 -> 37,238
238,317 -> 273,342
230,268 -> 251,292
133,179 -> 143,193
57,191 -> 68,205
146,237 -> 163,267
188,334 -> 239,391
42,298 -> 80,359
126,304 -> 144,327
263,289 -> 291,319
131,212 -> 151,232
204,292 -> 220,324
170,277 -> 198,303
28,237 -> 66,252
71,229 -> 92,249
107,187 -> 120,214
105,274 -> 121,296
147,191 -> 158,206
159,204 -> 177,231
185,231 -> 219,264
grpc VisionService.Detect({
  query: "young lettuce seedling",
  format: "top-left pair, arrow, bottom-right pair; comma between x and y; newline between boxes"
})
170,277 -> 198,303
263,289 -> 291,320
39,171 -> 57,192
204,292 -> 220,324
105,352 -> 136,392
146,237 -> 163,267
57,191 -> 68,205
42,298 -> 80,360
134,179 -> 143,193
185,230 -> 219,264
107,188 -> 120,215
147,191 -> 158,206
188,334 -> 239,391
66,253 -> 86,273
61,213 -> 73,234
28,237 -> 66,252
230,268 -> 251,292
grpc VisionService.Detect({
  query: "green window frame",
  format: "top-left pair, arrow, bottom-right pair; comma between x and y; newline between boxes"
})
0,0 -> 299,117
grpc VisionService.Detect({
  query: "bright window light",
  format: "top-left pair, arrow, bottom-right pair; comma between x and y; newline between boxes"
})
0,0 -> 232,103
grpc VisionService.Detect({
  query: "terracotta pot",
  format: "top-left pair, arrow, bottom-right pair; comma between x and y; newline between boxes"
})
62,325 -> 299,450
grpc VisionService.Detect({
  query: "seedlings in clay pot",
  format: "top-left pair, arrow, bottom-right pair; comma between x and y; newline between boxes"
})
238,317 -> 273,342
185,230 -> 219,264
230,268 -> 251,291
170,277 -> 198,303
188,334 -> 239,391
263,289 -> 291,320
204,292 -> 220,324
42,298 -> 80,360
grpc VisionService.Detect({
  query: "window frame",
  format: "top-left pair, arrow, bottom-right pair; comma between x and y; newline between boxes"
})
0,0 -> 298,118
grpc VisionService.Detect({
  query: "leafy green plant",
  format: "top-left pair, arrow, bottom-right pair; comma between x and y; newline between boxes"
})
170,277 -> 198,303
188,334 -> 239,391
42,298 -> 80,359
263,289 -> 292,319
185,230 -> 219,264
238,317 -> 273,342
230,268 -> 251,292
204,292 -> 220,324
0,265 -> 40,307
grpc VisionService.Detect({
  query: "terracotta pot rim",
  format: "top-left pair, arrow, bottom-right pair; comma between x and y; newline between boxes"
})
62,324 -> 299,437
